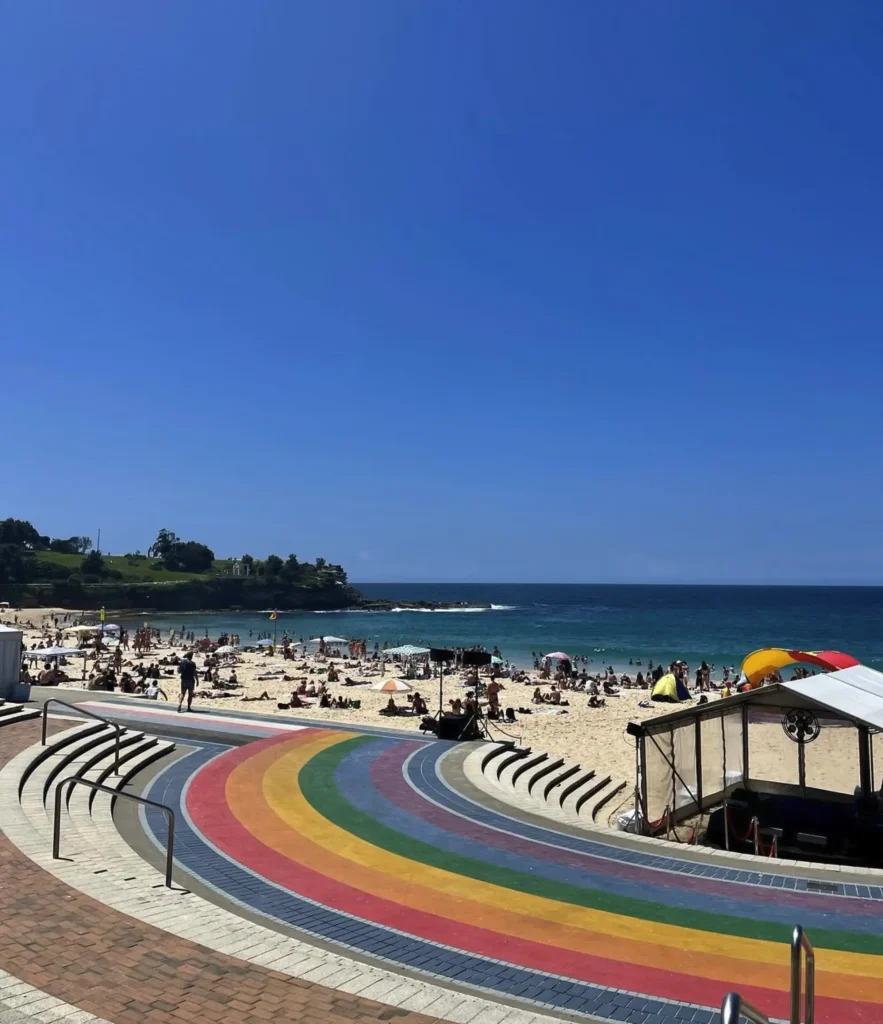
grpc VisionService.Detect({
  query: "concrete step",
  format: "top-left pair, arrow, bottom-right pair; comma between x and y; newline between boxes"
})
0,706 -> 41,727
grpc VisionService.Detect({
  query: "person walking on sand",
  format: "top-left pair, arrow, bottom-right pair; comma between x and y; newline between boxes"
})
177,652 -> 197,713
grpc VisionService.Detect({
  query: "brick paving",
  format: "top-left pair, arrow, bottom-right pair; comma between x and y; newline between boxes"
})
0,720 -> 442,1024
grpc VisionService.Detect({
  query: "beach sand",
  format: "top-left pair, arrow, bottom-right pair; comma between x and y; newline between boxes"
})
11,612 -> 883,827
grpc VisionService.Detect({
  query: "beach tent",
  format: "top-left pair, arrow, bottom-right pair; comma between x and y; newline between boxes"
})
28,646 -> 82,658
651,672 -> 691,703
740,648 -> 860,688
309,636 -> 348,645
383,645 -> 430,657
64,625 -> 101,634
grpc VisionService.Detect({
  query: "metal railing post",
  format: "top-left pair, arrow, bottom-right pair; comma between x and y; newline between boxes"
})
721,992 -> 770,1024
790,925 -> 815,1024
751,816 -> 760,856
42,698 -> 121,775
723,798 -> 730,850
52,776 -> 176,888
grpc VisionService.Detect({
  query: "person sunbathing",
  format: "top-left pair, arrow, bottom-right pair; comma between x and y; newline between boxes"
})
242,691 -> 271,701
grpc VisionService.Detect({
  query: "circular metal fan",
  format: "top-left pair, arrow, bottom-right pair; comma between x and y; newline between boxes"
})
782,708 -> 821,744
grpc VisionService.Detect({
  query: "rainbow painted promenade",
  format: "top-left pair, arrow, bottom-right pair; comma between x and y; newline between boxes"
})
140,723 -> 883,1024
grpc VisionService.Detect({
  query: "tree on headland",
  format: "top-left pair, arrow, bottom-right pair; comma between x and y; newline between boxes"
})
150,529 -> 179,560
264,554 -> 284,578
162,540 -> 214,573
0,519 -> 44,549
240,554 -> 255,576
81,550 -> 106,576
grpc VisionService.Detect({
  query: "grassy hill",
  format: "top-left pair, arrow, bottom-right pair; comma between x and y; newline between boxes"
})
35,551 -> 235,584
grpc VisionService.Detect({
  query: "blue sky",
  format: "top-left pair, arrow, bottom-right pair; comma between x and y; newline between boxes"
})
3,3 -> 883,584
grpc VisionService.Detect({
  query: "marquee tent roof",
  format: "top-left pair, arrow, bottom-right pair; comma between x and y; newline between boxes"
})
782,665 -> 883,732
634,663 -> 883,738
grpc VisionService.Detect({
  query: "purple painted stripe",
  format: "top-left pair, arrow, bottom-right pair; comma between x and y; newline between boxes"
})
369,745 -> 881,919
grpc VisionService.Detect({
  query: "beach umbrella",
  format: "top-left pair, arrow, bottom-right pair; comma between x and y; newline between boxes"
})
30,646 -> 82,658
371,679 -> 413,693
256,639 -> 274,647
383,644 -> 430,657
309,635 -> 348,644
491,655 -> 503,665
215,645 -> 236,655
544,652 -> 570,661
64,625 -> 101,634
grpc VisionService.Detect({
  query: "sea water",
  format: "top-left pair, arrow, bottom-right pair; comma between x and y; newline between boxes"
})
124,584 -> 883,674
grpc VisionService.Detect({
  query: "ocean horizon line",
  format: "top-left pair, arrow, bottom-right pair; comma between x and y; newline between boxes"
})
352,580 -> 883,589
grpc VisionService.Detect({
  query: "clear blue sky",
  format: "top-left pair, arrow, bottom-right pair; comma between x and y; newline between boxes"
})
3,3 -> 882,584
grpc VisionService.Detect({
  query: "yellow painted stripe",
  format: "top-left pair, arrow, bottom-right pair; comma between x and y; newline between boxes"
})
221,734 -> 883,999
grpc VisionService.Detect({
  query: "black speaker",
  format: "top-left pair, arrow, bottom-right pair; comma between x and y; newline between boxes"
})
461,650 -> 492,668
438,714 -> 481,741
430,647 -> 455,663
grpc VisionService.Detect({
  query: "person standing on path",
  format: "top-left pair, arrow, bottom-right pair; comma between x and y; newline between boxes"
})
177,652 -> 197,713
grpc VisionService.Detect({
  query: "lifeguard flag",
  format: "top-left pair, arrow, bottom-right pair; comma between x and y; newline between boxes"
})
269,610 -> 277,620
99,607 -> 106,622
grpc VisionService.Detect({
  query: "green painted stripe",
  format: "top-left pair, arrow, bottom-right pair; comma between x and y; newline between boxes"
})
298,737 -> 883,957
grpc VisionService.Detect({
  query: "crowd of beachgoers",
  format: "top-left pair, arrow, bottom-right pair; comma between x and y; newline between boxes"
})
6,606 -> 866,802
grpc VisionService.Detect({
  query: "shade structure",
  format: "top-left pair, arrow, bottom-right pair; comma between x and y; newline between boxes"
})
215,645 -> 237,655
63,625 -> 102,634
741,648 -> 860,688
544,651 -> 570,661
256,639 -> 274,647
383,644 -> 430,657
491,655 -> 503,664
309,636 -> 348,645
371,679 -> 413,693
29,646 -> 82,658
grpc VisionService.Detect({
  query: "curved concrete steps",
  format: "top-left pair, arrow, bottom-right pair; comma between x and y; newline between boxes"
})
465,740 -> 628,830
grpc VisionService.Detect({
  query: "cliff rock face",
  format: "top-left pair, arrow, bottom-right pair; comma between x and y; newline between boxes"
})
0,579 -> 362,612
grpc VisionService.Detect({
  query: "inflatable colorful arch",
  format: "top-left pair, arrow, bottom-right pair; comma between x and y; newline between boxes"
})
740,647 -> 859,688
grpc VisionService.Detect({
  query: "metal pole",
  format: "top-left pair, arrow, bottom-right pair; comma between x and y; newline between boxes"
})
752,816 -> 760,856
164,807 -> 175,888
114,724 -> 119,776
723,798 -> 730,851
52,783 -> 63,860
721,992 -> 770,1024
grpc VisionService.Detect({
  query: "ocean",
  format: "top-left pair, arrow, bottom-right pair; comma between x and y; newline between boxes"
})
123,584 -> 883,674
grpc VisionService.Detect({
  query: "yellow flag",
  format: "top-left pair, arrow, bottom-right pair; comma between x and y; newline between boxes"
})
99,606 -> 106,622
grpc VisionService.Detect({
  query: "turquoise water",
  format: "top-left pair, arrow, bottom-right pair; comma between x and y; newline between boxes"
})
123,584 -> 883,673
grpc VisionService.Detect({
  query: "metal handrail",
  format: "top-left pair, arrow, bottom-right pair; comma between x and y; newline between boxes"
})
721,992 -> 770,1024
53,775 -> 176,888
42,698 -> 120,775
790,925 -> 815,1024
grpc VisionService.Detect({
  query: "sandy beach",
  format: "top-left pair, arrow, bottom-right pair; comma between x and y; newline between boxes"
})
10,608 -> 883,827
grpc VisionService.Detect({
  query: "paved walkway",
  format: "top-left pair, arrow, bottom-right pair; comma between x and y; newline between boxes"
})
143,727 -> 883,1024
0,721 -> 443,1024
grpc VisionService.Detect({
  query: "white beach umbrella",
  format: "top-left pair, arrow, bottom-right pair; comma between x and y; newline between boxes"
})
215,645 -> 236,655
371,679 -> 413,693
309,636 -> 348,644
30,646 -> 83,658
